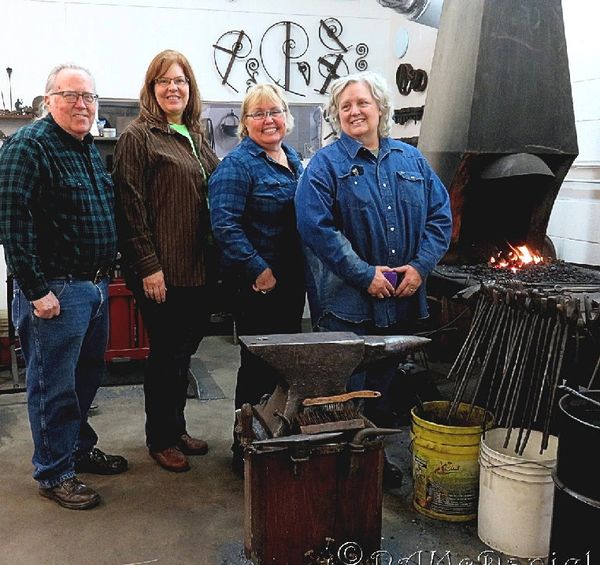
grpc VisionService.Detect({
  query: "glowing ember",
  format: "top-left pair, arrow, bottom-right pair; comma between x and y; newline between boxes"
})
489,244 -> 544,272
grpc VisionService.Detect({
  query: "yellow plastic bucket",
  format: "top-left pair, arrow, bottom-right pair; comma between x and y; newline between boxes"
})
411,401 -> 492,522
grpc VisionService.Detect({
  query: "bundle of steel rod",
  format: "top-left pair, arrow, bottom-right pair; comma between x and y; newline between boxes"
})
446,281 -> 600,454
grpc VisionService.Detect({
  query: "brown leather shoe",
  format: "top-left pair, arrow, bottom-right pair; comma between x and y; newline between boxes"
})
39,477 -> 101,510
178,433 -> 209,456
149,447 -> 190,472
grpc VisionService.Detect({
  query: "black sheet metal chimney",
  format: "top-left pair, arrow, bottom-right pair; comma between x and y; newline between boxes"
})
418,0 -> 578,263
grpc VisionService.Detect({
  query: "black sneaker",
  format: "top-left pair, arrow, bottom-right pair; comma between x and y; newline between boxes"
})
74,448 -> 128,475
39,477 -> 101,510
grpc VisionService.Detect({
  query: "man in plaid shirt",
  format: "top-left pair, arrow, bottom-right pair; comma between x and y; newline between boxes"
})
0,63 -> 127,510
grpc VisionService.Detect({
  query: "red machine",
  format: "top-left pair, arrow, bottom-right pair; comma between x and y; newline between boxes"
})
105,279 -> 149,361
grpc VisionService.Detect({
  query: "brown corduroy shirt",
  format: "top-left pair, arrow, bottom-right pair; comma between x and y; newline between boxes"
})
112,116 -> 220,286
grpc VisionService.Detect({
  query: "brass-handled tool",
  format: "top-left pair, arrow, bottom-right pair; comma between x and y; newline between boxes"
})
302,390 -> 381,407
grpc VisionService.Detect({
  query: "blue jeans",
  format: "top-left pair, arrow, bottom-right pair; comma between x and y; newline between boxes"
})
316,313 -> 414,427
12,277 -> 109,488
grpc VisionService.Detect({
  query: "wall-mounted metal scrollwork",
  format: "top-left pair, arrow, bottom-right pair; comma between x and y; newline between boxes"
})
396,63 -> 428,95
213,30 -> 253,93
355,43 -> 369,71
296,61 -> 311,86
315,53 -> 349,95
318,18 -> 351,52
259,21 -> 309,97
393,105 -> 425,125
245,58 -> 260,90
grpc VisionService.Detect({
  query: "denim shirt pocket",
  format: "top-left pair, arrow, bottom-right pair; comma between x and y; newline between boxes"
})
395,170 -> 426,208
338,172 -> 371,211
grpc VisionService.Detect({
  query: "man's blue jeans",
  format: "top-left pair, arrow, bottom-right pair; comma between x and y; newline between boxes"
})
12,277 -> 109,488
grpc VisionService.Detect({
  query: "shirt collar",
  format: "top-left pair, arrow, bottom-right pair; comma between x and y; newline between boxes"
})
45,114 -> 94,147
337,132 -> 399,160
145,114 -> 172,134
242,136 -> 294,161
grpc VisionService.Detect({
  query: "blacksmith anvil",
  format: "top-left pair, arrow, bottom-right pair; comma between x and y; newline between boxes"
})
239,332 -> 430,565
239,331 -> 431,438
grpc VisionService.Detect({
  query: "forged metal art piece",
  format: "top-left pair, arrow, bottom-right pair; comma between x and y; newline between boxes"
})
355,43 -> 369,71
212,30 -> 253,93
393,105 -> 425,125
296,61 -> 311,86
318,18 -> 350,52
245,57 -> 260,90
259,20 -> 310,97
315,53 -> 348,95
395,63 -> 428,95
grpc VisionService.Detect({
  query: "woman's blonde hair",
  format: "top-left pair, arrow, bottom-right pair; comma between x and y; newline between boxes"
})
238,83 -> 294,139
139,49 -> 204,133
326,71 -> 393,138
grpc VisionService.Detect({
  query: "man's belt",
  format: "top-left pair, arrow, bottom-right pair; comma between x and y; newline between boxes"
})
46,266 -> 112,284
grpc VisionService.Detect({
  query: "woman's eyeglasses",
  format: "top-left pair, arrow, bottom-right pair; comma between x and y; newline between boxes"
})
154,76 -> 189,87
245,109 -> 285,121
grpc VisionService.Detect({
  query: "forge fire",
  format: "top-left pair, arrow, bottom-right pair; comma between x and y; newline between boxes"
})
489,244 -> 545,271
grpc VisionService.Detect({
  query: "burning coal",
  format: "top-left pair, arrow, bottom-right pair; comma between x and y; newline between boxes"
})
489,244 -> 544,271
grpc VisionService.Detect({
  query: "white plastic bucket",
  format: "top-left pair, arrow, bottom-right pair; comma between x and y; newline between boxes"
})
478,428 -> 558,558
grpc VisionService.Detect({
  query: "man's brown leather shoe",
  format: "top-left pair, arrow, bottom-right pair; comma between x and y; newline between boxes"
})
178,433 -> 209,456
39,477 -> 101,510
149,447 -> 190,472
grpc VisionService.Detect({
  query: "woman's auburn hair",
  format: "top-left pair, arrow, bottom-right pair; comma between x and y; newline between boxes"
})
139,49 -> 204,133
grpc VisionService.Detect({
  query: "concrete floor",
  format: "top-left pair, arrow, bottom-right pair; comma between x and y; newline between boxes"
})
0,335 -> 493,565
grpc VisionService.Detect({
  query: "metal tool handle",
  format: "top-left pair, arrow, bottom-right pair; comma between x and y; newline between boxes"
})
558,384 -> 600,410
302,390 -> 381,407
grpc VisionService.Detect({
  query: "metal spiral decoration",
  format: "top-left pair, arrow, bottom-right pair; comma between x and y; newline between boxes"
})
318,18 -> 350,52
296,61 -> 311,85
259,21 -> 309,96
245,58 -> 260,90
355,43 -> 369,71
212,30 -> 253,93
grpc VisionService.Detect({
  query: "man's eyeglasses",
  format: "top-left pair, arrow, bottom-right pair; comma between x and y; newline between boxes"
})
49,91 -> 98,104
155,76 -> 189,87
245,109 -> 285,121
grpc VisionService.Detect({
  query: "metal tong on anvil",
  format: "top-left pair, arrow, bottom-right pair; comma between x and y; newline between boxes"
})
238,331 -> 431,441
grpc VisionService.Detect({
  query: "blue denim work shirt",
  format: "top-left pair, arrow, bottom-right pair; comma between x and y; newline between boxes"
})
209,136 -> 304,281
295,133 -> 452,327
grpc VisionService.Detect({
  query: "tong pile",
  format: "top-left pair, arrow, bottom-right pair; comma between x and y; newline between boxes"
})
446,282 -> 600,454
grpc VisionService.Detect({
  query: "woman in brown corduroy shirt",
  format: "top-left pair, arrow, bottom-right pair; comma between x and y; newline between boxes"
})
112,50 -> 219,473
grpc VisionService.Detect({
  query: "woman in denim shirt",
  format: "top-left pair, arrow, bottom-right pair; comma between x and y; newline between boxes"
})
209,84 -> 305,473
296,71 -> 452,428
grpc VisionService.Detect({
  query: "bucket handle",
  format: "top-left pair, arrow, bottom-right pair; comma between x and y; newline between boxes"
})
479,459 -> 555,471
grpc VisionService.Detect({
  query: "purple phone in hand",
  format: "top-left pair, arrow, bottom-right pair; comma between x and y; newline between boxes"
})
384,272 -> 399,288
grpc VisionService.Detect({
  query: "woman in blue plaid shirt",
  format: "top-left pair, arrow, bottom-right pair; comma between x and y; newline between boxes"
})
209,84 -> 306,474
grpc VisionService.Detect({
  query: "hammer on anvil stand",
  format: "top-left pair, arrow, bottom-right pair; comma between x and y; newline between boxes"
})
239,331 -> 431,438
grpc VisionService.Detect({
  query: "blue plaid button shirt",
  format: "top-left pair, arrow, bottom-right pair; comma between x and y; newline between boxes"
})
208,136 -> 304,281
0,115 -> 117,300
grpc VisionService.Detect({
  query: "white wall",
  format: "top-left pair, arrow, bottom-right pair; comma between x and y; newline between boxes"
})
0,0 -> 439,314
547,1 -> 600,265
